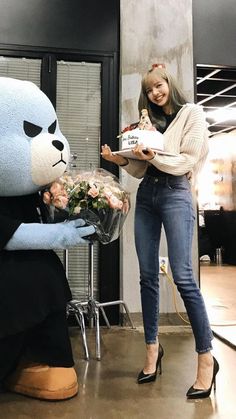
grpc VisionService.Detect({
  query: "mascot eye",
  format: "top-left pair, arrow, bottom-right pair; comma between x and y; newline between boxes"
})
24,121 -> 42,137
48,120 -> 57,134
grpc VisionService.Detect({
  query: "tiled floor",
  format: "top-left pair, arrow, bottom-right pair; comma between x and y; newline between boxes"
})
0,326 -> 235,419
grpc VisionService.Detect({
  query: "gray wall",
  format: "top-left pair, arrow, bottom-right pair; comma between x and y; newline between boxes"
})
193,0 -> 236,66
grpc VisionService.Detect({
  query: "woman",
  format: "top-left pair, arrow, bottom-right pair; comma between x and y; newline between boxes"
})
101,66 -> 219,399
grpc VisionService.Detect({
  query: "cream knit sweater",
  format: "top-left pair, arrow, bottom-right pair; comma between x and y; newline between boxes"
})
121,104 -> 209,185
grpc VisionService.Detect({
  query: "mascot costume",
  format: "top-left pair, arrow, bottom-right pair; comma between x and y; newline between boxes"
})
0,77 -> 95,400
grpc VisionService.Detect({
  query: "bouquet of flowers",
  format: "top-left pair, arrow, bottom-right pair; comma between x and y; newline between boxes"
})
42,168 -> 130,244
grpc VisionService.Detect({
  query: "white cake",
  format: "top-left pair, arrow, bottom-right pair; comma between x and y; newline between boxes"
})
113,109 -> 173,159
121,128 -> 164,152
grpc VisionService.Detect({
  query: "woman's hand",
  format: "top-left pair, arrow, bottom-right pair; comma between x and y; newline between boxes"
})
101,144 -> 128,166
132,144 -> 156,160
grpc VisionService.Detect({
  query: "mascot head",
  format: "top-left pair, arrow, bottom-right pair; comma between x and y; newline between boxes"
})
0,77 -> 70,196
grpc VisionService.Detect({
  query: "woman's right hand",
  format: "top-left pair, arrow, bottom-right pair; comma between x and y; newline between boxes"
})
101,144 -> 128,166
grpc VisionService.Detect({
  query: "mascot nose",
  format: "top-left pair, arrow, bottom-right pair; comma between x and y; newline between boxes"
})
52,140 -> 64,151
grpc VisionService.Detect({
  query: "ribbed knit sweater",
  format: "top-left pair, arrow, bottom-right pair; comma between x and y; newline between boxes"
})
121,104 -> 209,185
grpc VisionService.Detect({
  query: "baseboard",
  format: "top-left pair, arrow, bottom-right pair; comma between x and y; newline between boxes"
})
121,312 -> 190,327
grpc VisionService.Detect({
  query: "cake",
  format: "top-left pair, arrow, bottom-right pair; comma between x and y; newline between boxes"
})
120,109 -> 164,152
112,109 -> 171,159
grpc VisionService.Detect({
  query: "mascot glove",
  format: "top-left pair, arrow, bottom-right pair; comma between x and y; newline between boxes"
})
5,219 -> 95,250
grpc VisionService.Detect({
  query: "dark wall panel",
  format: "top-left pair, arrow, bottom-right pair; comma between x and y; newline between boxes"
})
193,0 -> 236,66
0,0 -> 119,53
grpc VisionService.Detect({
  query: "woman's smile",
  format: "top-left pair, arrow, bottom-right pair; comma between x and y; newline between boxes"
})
152,93 -> 167,106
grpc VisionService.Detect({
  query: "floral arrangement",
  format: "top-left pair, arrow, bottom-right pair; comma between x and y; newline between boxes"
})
42,168 -> 130,244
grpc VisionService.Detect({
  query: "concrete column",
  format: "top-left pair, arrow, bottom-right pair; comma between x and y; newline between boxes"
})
120,0 -> 197,319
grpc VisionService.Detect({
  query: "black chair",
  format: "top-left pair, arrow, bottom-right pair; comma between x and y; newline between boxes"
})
198,225 -> 215,260
204,210 -> 225,263
221,210 -> 236,265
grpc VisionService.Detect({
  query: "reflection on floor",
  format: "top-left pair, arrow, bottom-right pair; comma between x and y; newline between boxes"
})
0,327 -> 235,419
201,263 -> 236,348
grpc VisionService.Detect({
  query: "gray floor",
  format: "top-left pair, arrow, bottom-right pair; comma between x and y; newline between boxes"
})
0,326 -> 235,419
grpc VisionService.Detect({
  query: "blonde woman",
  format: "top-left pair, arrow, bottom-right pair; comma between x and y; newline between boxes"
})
101,66 -> 219,399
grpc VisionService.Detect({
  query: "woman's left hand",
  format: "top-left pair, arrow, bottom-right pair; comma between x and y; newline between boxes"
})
132,144 -> 156,160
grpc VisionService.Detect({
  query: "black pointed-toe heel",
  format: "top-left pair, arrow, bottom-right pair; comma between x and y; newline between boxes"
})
137,343 -> 164,384
186,357 -> 219,399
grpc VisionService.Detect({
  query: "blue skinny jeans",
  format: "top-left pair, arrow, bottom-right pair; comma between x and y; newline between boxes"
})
134,174 -> 213,353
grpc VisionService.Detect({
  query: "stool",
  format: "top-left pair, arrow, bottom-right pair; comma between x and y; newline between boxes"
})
79,241 -> 135,360
65,241 -> 135,360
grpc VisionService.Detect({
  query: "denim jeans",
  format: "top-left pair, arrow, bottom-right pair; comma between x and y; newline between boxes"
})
134,174 -> 213,353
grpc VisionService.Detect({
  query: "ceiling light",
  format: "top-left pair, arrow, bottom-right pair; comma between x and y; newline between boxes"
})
206,108 -> 236,122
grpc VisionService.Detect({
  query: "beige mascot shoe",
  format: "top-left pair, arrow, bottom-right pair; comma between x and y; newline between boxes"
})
5,364 -> 78,401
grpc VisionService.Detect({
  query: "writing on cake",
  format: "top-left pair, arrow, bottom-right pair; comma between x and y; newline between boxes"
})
120,109 -> 164,152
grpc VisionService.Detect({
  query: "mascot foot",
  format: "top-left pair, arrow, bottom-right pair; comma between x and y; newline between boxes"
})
4,364 -> 78,401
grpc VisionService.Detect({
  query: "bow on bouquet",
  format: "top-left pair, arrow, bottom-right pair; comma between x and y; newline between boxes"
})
42,168 -> 130,244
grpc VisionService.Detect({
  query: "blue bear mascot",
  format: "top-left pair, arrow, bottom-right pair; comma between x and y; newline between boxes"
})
0,77 -> 95,400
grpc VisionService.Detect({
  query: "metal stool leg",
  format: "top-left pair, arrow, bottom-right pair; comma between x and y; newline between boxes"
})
94,305 -> 101,360
64,248 -> 91,360
74,310 -> 89,361
99,300 -> 135,329
67,301 -> 89,360
99,306 -> 111,328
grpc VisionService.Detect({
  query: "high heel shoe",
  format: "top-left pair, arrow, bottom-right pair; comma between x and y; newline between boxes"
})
186,357 -> 219,399
137,343 -> 164,384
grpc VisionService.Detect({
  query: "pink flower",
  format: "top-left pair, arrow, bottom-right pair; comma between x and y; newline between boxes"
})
105,193 -> 123,209
43,191 -> 51,205
52,195 -> 69,209
50,181 -> 64,196
88,185 -> 99,198
42,181 -> 69,209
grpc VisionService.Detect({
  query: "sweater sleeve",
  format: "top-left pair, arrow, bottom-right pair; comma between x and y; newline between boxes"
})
120,159 -> 149,179
149,105 -> 209,176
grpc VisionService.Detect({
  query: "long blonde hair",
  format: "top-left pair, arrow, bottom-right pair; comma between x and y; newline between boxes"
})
138,67 -> 187,131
